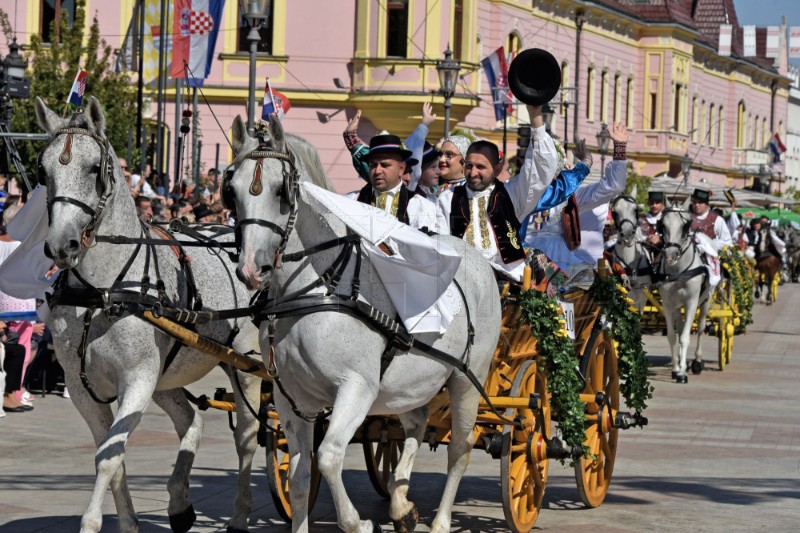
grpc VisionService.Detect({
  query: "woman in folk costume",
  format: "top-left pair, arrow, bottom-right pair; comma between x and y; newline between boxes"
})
523,122 -> 631,279
437,129 -> 476,191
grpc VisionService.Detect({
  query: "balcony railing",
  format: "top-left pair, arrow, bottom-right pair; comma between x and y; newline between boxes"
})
732,148 -> 771,170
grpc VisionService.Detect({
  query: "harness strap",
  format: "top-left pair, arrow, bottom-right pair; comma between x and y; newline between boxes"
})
77,309 -> 117,404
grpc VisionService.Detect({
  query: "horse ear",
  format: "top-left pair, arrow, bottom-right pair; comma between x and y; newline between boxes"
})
34,96 -> 63,135
269,117 -> 286,152
630,184 -> 638,199
231,115 -> 248,155
682,197 -> 692,211
84,96 -> 107,136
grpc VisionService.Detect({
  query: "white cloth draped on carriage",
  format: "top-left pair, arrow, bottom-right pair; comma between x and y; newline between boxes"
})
301,182 -> 462,334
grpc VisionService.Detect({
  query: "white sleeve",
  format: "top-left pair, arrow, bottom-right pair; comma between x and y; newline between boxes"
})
727,210 -> 740,235
408,196 -> 438,232
503,125 -> 557,219
714,216 -> 733,249
436,190 -> 453,235
574,159 -> 628,212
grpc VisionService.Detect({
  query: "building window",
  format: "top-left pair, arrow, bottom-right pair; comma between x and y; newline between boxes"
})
649,92 -> 657,129
41,0 -> 76,44
700,100 -> 707,142
626,78 -> 634,129
762,117 -> 768,149
237,2 -> 274,53
673,84 -> 682,133
717,106 -> 724,148
586,66 -> 595,121
736,101 -> 745,147
506,32 -> 521,59
613,74 -> 621,124
600,70 -> 609,123
453,0 -> 464,60
691,96 -> 698,142
708,104 -> 716,146
386,0 -> 409,58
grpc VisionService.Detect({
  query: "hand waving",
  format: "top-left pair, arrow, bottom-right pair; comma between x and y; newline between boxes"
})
572,139 -> 593,168
608,122 -> 630,144
345,110 -> 362,133
421,102 -> 437,127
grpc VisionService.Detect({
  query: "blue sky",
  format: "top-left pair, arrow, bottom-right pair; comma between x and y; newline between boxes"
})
733,0 -> 800,67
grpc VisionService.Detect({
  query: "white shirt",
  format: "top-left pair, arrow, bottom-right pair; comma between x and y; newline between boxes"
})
436,125 -> 558,281
579,203 -> 610,263
346,182 -> 438,232
523,159 -> 628,273
131,173 -> 156,198
694,210 -> 732,250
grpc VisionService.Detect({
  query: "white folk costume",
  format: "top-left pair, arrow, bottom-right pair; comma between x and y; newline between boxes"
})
691,204 -> 733,288
580,203 -> 611,263
346,181 -> 438,232
523,159 -> 628,274
436,125 -> 558,282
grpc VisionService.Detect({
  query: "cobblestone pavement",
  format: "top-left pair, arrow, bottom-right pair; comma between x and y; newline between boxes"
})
1,285 -> 799,533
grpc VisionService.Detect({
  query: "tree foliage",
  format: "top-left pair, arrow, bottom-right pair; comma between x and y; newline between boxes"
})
0,0 -> 138,185
624,163 -> 651,206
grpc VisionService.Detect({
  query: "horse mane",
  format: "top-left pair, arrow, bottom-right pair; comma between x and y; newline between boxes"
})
285,133 -> 336,192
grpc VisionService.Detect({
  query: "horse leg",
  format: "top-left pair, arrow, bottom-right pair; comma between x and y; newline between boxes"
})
80,383 -> 153,533
678,296 -> 700,382
66,374 -> 138,533
314,382 -> 379,533
694,293 -> 712,369
269,391 -> 315,533
662,300 -> 680,375
151,389 -> 202,533
430,375 -> 481,533
388,406 -> 429,532
223,366 -> 262,533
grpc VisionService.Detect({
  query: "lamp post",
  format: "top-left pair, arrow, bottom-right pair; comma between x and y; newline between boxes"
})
436,46 -> 461,138
681,151 -> 692,183
596,123 -> 610,179
0,37 -> 33,191
239,0 -> 271,137
542,102 -> 555,137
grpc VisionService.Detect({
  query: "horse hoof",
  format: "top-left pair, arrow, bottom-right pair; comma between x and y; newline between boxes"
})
671,371 -> 678,380
675,374 -> 688,384
226,528 -> 249,533
392,505 -> 419,533
691,360 -> 704,375
168,505 -> 196,533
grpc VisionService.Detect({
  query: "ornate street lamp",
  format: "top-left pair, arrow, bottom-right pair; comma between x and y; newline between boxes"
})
3,37 -> 30,99
239,0 -> 271,136
436,46 -> 461,138
681,151 -> 692,181
596,123 -> 610,179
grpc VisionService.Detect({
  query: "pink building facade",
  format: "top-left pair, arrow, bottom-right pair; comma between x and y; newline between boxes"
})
1,0 -> 791,193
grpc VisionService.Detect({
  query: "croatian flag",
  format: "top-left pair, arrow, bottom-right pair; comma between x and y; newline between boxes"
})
262,79 -> 292,121
769,133 -> 787,163
67,69 -> 88,106
481,46 -> 512,121
171,0 -> 225,87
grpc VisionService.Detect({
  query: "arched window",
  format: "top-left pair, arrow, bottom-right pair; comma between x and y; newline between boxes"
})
736,101 -> 745,148
613,73 -> 622,124
691,96 -> 698,142
708,104 -> 715,146
586,66 -> 595,121
600,70 -> 609,123
626,78 -> 634,128
717,106 -> 724,148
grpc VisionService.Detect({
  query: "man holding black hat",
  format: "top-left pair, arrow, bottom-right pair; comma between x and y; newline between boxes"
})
639,190 -> 665,251
346,133 -> 437,230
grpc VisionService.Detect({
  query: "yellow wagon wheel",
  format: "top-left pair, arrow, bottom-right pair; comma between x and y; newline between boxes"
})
574,331 -> 619,508
362,437 -> 404,499
501,360 -> 551,533
265,415 -> 322,522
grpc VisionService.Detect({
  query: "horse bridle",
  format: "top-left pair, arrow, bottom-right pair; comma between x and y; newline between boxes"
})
611,194 -> 640,246
226,148 -> 300,267
38,127 -> 115,245
660,209 -> 694,258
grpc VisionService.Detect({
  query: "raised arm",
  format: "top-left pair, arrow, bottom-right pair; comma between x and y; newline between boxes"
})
406,103 -> 435,190
574,122 -> 630,210
342,110 -> 371,181
504,105 -> 558,217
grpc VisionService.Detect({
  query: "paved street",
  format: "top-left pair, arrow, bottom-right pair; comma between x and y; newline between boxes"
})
1,285 -> 799,533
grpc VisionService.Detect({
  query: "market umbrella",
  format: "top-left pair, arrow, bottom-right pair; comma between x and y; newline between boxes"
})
736,207 -> 800,226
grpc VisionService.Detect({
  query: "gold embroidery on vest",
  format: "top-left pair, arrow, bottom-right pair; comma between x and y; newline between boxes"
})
478,196 -> 490,249
506,220 -> 521,249
465,198 -> 476,246
374,191 -> 400,217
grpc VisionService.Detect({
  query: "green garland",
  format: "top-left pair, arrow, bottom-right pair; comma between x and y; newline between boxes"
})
519,289 -> 588,460
719,246 -> 754,328
589,276 -> 653,414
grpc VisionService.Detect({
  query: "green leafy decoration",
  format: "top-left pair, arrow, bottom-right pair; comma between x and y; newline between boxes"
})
519,289 -> 588,461
589,275 -> 653,414
719,246 -> 754,329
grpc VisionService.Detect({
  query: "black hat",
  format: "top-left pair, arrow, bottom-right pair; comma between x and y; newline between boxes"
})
648,190 -> 665,202
368,134 -> 413,162
691,188 -> 711,203
193,204 -> 214,220
508,48 -> 562,106
421,142 -> 441,167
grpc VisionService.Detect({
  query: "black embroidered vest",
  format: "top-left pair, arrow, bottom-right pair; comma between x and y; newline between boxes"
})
356,183 -> 413,225
449,181 -> 526,264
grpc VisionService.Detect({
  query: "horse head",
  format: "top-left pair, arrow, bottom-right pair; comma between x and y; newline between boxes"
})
661,207 -> 693,266
34,96 -> 122,269
611,191 -> 639,247
226,116 -> 300,290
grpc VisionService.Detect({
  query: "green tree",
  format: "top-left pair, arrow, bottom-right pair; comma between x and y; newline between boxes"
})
0,0 -> 138,186
624,163 -> 651,207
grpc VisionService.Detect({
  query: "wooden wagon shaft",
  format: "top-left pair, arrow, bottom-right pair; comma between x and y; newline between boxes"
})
140,311 -> 273,381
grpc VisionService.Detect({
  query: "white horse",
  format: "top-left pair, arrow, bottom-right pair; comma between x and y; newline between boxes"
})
657,202 -> 711,383
609,187 -> 652,311
34,96 -> 262,533
224,116 -> 502,533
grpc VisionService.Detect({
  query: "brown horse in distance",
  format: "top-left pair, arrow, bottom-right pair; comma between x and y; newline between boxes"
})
753,227 -> 781,305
